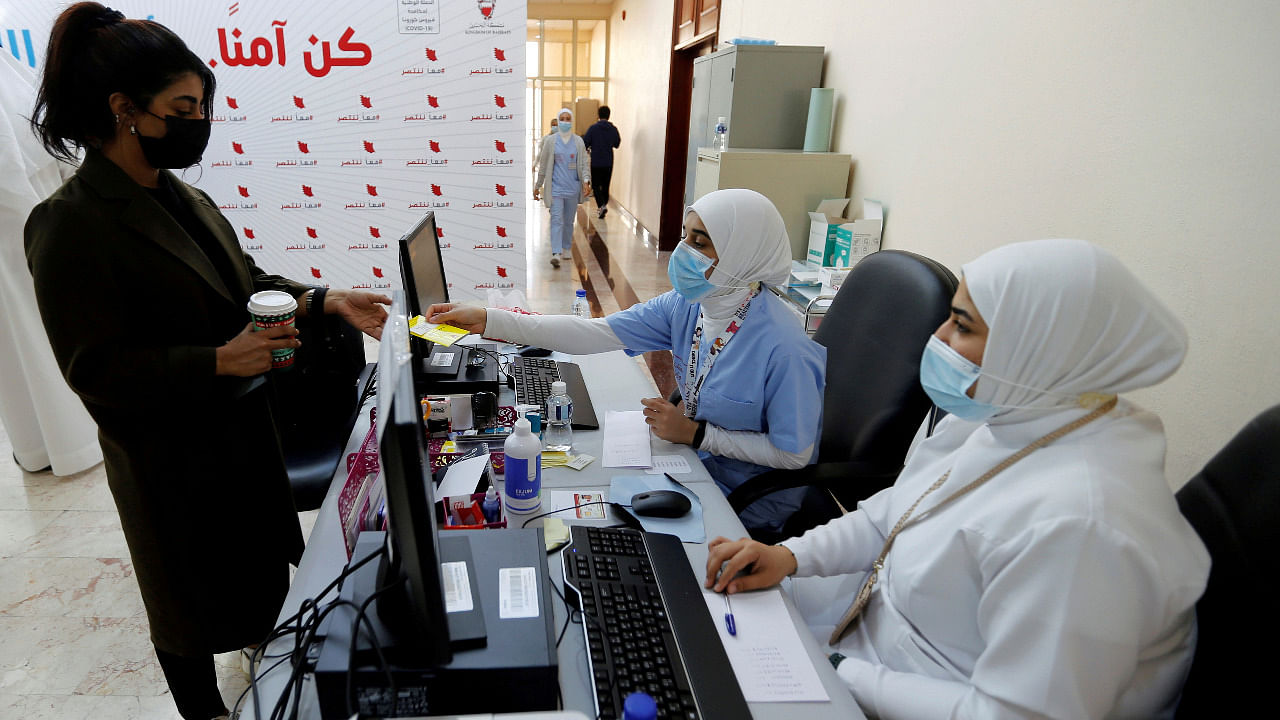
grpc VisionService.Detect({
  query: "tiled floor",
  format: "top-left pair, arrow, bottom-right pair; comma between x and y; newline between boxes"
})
0,197 -> 671,718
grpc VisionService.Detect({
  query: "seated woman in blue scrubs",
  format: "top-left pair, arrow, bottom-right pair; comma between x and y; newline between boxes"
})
427,188 -> 825,533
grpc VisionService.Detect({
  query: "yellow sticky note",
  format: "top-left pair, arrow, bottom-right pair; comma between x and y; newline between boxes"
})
541,451 -> 571,468
409,316 -> 470,346
543,518 -> 570,550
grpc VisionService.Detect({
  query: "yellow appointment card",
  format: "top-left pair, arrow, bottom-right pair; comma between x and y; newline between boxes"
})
409,316 -> 470,346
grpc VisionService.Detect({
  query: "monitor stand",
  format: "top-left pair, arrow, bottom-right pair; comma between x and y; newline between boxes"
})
312,530 -> 558,719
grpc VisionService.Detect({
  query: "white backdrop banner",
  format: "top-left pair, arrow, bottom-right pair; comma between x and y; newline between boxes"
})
1,0 -> 527,300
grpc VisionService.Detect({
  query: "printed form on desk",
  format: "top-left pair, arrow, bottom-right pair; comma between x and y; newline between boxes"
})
602,410 -> 652,468
703,588 -> 830,703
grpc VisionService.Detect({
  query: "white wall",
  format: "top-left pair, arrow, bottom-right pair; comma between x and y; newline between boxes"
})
714,0 -> 1280,484
606,0 -> 674,232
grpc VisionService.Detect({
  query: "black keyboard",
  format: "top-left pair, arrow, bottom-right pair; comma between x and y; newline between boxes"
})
562,526 -> 750,720
511,356 -> 599,429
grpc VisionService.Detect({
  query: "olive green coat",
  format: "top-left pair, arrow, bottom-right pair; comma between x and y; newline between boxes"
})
25,149 -> 306,656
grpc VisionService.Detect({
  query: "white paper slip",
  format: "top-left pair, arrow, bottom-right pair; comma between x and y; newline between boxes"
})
441,561 -> 474,613
644,455 -> 692,474
602,410 -> 653,468
703,588 -> 829,703
498,567 -> 540,619
548,490 -> 607,519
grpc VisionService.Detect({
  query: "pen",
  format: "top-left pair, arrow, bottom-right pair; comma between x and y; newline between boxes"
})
723,592 -> 737,636
663,472 -> 691,493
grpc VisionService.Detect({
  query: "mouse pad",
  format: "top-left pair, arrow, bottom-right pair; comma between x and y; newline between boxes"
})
609,475 -> 705,543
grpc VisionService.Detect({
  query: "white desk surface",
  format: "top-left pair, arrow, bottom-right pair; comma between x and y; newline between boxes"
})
245,348 -> 863,719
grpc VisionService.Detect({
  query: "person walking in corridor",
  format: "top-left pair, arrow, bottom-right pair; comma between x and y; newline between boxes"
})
583,105 -> 621,219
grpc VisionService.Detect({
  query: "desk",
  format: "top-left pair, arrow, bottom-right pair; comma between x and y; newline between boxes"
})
246,347 -> 863,719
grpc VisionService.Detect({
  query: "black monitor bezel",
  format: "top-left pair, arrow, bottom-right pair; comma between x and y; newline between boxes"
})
398,211 -> 449,319
375,351 -> 453,666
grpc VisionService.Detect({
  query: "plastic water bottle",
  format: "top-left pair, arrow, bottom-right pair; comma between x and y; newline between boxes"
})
622,692 -> 657,720
571,289 -> 590,319
543,381 -> 573,452
713,116 -> 729,151
481,485 -> 501,523
503,418 -> 542,514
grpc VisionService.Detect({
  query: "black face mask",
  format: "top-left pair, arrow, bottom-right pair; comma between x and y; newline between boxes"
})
136,109 -> 211,169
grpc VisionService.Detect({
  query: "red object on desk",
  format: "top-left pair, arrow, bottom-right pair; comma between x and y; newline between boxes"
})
442,493 -> 507,530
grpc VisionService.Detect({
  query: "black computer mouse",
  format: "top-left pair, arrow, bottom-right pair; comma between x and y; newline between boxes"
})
518,345 -> 553,358
629,490 -> 692,518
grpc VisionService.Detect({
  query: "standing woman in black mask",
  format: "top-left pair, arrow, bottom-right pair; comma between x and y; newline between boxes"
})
24,5 -> 390,719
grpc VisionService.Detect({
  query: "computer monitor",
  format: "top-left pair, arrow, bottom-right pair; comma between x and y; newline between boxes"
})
399,211 -> 448,319
369,291 -> 486,667
397,213 -> 501,395
372,291 -> 452,665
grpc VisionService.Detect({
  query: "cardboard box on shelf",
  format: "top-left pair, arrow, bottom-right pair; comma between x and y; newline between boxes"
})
807,198 -> 883,268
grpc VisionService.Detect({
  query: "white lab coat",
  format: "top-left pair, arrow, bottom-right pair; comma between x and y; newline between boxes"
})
782,401 -> 1209,719
0,52 -> 101,474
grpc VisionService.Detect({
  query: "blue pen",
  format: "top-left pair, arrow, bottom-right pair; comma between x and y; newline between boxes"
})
723,592 -> 737,636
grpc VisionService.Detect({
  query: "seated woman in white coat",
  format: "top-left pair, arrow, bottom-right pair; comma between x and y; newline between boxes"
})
704,238 -> 1210,719
428,189 -> 825,534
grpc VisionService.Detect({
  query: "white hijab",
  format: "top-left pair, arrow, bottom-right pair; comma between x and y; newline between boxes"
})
685,189 -> 792,318
963,238 -> 1187,423
556,107 -> 573,140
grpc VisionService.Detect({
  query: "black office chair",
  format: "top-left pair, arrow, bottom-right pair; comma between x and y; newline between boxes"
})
273,313 -> 373,511
726,250 -> 958,544
1174,404 -> 1280,718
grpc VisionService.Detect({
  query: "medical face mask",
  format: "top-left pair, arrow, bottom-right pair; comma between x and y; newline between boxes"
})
668,242 -> 717,303
558,121 -> 572,133
919,335 -> 998,422
136,109 -> 211,169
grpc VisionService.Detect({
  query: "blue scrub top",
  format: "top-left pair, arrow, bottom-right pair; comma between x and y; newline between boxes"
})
551,136 -> 580,198
607,290 -> 826,532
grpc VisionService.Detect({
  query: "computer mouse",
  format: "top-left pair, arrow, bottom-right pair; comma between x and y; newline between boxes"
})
518,345 -> 553,358
629,490 -> 692,519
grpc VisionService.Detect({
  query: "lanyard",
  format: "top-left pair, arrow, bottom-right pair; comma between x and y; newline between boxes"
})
683,289 -> 757,418
828,395 -> 1119,645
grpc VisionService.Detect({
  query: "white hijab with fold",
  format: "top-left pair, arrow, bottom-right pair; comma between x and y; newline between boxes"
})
963,238 -> 1187,423
685,189 -> 791,318
556,107 -> 573,140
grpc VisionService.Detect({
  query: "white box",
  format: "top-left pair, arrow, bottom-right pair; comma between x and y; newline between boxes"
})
832,199 -> 883,268
818,266 -> 851,295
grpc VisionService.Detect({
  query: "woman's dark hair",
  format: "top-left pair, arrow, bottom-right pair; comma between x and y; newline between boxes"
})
30,2 -> 216,162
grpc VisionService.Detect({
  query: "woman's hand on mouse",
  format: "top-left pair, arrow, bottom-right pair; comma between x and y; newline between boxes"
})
704,536 -> 797,594
424,303 -> 487,335
640,397 -> 698,445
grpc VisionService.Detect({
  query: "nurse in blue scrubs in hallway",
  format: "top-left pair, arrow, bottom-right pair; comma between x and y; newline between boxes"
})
428,189 -> 826,533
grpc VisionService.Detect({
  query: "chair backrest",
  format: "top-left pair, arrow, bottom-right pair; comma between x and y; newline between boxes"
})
1174,404 -> 1280,717
811,250 -> 957,505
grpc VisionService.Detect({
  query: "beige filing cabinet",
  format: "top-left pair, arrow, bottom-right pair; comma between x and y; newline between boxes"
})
693,148 -> 852,261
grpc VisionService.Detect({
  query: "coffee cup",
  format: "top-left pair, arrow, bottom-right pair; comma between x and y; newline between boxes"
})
247,290 -> 299,370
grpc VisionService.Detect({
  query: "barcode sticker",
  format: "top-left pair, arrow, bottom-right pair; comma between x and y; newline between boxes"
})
498,567 -> 539,619
441,561 -> 473,613
431,352 -> 456,367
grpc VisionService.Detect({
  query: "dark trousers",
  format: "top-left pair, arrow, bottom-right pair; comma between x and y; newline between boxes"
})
591,165 -> 613,208
154,646 -> 229,720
